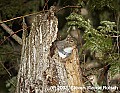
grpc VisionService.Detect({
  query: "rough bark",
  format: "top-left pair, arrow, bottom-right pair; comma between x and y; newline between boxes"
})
56,35 -> 84,93
16,6 -> 84,93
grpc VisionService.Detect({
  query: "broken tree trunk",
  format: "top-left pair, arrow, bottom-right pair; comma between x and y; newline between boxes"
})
16,6 -> 84,93
55,35 -> 85,93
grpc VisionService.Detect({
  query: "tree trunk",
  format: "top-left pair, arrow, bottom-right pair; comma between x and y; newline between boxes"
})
16,6 -> 84,93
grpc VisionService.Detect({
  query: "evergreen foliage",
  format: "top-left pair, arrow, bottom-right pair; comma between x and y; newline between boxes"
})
66,12 -> 120,77
88,0 -> 120,11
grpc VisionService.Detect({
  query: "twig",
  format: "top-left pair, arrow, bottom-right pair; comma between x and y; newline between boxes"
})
82,74 -> 96,93
0,28 -> 23,45
0,51 -> 21,55
0,61 -> 11,76
56,5 -> 81,13
8,79 -> 16,88
43,0 -> 49,11
0,5 -> 81,24
0,10 -> 48,24
105,35 -> 120,38
0,20 -> 22,45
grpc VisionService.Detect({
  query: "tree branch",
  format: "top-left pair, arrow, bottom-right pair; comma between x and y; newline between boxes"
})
0,20 -> 22,45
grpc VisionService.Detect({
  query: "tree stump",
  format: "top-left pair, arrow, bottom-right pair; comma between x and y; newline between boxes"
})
16,6 -> 84,93
55,35 -> 84,93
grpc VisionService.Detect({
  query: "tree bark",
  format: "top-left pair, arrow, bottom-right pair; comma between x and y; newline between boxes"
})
16,6 -> 84,93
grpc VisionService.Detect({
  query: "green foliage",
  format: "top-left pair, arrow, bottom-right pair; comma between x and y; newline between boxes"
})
106,52 -> 120,77
66,13 -> 91,29
66,13 -> 114,53
66,13 -> 120,77
6,76 -> 17,93
88,0 -> 120,11
98,21 -> 119,35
